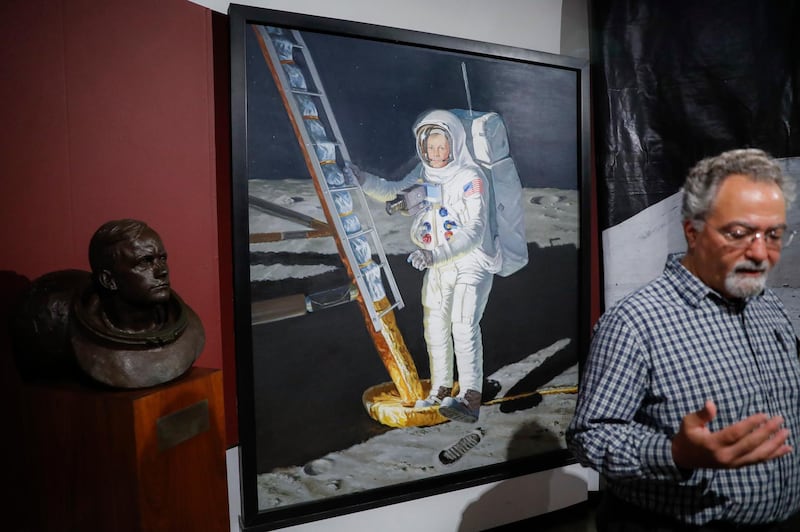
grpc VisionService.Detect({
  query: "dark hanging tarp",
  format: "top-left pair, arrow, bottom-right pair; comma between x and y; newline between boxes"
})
591,0 -> 800,227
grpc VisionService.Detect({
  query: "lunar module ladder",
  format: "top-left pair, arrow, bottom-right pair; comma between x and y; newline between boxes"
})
254,24 -> 403,332
254,25 -> 429,413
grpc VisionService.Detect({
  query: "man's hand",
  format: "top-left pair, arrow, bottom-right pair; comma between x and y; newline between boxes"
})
407,249 -> 433,271
671,400 -> 792,469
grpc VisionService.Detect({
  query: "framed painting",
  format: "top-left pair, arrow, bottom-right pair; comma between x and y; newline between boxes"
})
229,4 -> 591,530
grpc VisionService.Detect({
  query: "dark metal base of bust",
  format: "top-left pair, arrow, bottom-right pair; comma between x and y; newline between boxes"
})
11,270 -> 205,389
70,287 -> 205,389
71,303 -> 204,389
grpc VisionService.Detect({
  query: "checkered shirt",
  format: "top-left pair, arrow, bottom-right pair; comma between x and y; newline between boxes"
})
567,253 -> 800,525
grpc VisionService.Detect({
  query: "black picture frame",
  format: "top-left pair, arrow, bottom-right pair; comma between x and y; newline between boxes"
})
229,4 -> 591,530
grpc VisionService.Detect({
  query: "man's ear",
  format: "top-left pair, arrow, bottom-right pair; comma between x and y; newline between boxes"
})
683,219 -> 698,250
98,270 -> 117,291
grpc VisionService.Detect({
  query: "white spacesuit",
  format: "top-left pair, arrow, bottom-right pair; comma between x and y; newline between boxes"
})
353,109 -> 501,422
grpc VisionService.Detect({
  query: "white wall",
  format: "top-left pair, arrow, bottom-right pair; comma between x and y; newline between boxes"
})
191,0 -> 564,54
196,0 -> 597,529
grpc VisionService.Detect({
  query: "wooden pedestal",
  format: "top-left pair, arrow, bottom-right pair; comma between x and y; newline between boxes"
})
21,368 -> 228,532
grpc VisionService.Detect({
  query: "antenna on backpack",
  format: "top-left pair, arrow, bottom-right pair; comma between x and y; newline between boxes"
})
461,62 -> 473,117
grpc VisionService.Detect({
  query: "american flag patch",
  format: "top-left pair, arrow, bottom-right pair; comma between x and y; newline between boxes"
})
463,178 -> 483,198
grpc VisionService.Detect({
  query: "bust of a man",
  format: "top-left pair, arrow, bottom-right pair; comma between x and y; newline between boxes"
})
11,219 -> 204,388
69,219 -> 205,388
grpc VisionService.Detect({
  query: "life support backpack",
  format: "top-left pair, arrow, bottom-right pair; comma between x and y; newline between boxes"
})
451,109 -> 528,277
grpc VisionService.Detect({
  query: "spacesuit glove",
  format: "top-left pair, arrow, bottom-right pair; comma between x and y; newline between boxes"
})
344,161 -> 365,185
408,249 -> 433,271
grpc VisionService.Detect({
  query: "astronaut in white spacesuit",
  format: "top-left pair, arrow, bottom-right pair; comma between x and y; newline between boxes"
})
348,109 -> 500,423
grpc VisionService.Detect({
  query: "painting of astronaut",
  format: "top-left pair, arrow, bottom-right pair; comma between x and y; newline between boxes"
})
229,6 -> 590,530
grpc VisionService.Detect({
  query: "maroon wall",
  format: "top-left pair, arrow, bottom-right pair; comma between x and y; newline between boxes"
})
0,0 -> 237,442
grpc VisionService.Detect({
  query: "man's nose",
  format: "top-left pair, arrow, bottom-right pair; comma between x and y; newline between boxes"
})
154,259 -> 169,277
745,233 -> 769,260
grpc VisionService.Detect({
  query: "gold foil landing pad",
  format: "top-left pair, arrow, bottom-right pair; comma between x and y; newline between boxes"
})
362,380 -> 448,428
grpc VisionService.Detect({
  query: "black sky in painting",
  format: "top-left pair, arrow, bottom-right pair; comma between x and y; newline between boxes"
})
245,25 -> 579,189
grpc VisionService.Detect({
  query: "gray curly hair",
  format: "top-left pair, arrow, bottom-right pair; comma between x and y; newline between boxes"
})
681,148 -> 795,224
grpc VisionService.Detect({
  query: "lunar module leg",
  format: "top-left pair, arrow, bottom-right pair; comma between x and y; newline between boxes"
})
252,25 -> 446,427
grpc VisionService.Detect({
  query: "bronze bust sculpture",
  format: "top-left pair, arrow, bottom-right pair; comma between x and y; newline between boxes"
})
12,219 -> 204,388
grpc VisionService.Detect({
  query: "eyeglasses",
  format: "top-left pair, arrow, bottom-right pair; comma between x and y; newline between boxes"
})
713,224 -> 796,249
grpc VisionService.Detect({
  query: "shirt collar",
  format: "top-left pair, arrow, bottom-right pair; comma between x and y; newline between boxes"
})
663,252 -> 760,309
